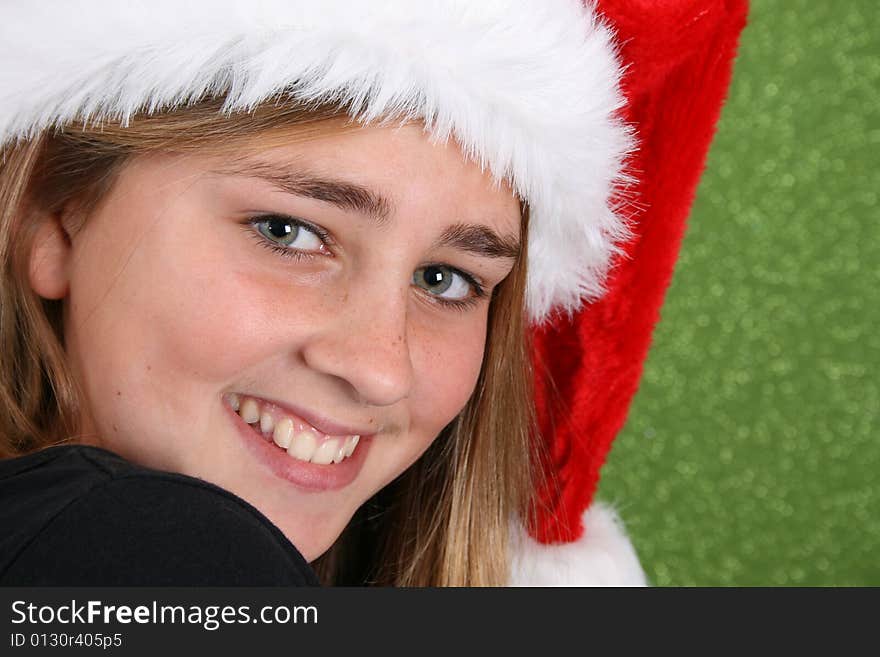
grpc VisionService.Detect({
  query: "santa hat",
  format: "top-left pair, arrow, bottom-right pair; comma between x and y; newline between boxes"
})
0,0 -> 747,584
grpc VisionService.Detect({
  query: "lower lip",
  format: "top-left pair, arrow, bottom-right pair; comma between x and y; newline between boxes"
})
225,403 -> 372,492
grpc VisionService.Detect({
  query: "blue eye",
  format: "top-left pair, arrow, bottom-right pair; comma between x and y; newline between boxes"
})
254,215 -> 324,252
247,215 -> 486,312
413,265 -> 477,302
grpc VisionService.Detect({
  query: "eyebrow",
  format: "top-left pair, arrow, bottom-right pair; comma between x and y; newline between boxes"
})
218,161 -> 521,261
219,161 -> 393,224
434,223 -> 521,261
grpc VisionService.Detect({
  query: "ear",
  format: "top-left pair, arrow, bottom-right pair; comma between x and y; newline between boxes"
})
28,212 -> 72,300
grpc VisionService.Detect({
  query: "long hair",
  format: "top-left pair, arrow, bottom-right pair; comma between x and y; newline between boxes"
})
0,99 -> 539,586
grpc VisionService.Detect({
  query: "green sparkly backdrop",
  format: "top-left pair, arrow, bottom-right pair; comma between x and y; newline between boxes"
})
596,0 -> 879,586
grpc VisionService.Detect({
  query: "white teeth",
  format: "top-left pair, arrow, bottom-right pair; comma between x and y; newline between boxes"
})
260,411 -> 275,434
288,430 -> 318,462
343,435 -> 360,458
240,398 -> 260,424
234,395 -> 363,464
272,418 -> 294,449
312,438 -> 342,465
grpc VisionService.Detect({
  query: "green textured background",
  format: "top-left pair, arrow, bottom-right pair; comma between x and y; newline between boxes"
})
597,0 -> 878,585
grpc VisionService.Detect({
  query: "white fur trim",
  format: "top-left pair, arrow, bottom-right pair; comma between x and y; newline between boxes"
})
0,0 -> 633,323
509,502 -> 648,586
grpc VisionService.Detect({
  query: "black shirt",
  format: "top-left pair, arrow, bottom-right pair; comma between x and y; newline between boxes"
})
0,445 -> 319,586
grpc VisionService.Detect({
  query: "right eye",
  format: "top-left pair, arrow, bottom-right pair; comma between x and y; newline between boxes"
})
252,215 -> 326,253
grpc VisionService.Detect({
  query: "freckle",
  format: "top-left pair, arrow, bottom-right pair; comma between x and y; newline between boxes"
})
147,365 -> 151,371
116,390 -> 121,396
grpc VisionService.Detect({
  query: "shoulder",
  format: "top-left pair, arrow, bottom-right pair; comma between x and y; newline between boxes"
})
0,445 -> 318,586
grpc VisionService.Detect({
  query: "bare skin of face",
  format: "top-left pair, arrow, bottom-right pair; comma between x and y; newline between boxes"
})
29,123 -> 521,560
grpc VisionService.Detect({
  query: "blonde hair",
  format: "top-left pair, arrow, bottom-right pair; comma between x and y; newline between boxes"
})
0,99 -> 539,586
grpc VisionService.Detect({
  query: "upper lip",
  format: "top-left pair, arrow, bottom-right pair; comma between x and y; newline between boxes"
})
250,393 -> 379,437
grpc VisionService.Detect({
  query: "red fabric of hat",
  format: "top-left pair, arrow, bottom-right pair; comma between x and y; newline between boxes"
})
530,0 -> 750,544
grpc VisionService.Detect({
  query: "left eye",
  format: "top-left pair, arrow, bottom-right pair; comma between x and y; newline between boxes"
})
413,265 -> 473,301
253,215 -> 324,251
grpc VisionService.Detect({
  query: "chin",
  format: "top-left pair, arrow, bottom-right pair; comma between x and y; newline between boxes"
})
272,508 -> 355,563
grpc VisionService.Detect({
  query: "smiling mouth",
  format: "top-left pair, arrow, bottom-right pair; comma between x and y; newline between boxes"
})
224,393 -> 360,465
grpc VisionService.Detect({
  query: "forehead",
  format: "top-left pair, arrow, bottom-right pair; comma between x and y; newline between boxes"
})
222,121 -> 523,235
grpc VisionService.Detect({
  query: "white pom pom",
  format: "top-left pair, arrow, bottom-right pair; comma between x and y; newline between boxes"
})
509,502 -> 648,586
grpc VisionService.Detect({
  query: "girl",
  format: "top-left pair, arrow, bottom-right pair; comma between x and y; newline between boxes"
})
0,0 -> 747,585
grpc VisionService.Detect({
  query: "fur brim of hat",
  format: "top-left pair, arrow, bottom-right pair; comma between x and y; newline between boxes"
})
0,0 -> 632,324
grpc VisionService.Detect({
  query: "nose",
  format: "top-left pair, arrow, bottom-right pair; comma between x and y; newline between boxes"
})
299,279 -> 415,408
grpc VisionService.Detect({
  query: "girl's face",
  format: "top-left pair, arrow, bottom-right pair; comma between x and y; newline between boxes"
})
33,123 -> 521,560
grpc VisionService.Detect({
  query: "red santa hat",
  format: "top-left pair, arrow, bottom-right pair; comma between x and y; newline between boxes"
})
0,0 -> 748,584
522,0 -> 750,584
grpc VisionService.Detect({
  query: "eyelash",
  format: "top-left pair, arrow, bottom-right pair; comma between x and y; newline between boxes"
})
244,214 -> 488,312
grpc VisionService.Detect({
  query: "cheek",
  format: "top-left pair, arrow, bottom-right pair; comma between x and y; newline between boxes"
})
64,213 -> 297,447
408,313 -> 487,438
